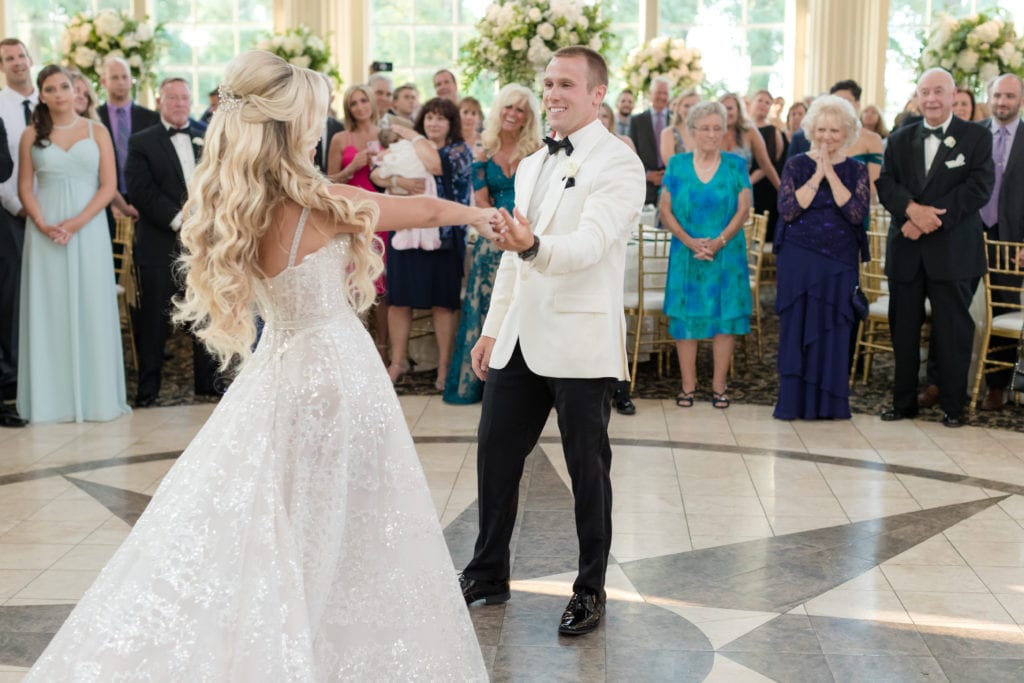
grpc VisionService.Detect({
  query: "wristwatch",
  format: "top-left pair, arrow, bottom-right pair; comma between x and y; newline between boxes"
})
518,235 -> 540,261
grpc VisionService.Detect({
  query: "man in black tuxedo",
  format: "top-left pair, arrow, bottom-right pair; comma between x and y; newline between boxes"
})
126,77 -> 220,407
876,68 -> 995,427
98,57 -> 159,215
628,76 -> 671,206
313,115 -> 344,174
0,118 -> 23,427
977,74 -> 1024,410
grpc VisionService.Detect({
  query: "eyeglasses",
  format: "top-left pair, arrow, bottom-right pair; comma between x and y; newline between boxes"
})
695,126 -> 724,134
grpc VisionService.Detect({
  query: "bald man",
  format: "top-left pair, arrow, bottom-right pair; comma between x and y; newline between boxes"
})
876,68 -> 994,427
98,57 -> 159,205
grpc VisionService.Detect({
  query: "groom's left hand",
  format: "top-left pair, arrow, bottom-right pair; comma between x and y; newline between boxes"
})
494,208 -> 536,252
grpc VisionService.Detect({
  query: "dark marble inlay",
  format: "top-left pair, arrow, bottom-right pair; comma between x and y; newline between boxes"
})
64,476 -> 153,527
935,656 -> 1024,682
0,604 -> 75,668
621,497 -> 1008,613
719,614 -> 823,655
490,644 -> 606,682
0,451 -> 180,487
720,650 -> 835,682
810,615 -> 930,656
826,653 -> 949,683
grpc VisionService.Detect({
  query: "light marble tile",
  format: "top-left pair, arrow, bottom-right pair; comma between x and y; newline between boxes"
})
881,564 -> 989,594
972,565 -> 1024,595
943,519 -> 1024,543
0,520 -> 103,546
80,518 -> 133,545
832,567 -> 890,592
610,532 -> 692,562
885,536 -> 967,567
837,496 -> 923,522
768,516 -> 850,535
28,498 -> 114,524
948,540 -> 1024,567
0,569 -> 41,599
703,654 -> 776,682
0,478 -> 73,501
611,511 -> 688,536
14,568 -> 99,600
0,544 -> 72,570
0,497 -> 50,522
898,591 -> 1019,628
679,475 -> 759,498
995,593 -> 1024,626
686,514 -> 773,537
672,450 -> 749,477
683,495 -> 764,517
804,588 -> 914,624
757,495 -> 846,518
690,534 -> 769,549
47,544 -> 118,572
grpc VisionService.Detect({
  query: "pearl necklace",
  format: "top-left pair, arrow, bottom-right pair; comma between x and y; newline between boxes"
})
694,154 -> 720,173
52,116 -> 80,130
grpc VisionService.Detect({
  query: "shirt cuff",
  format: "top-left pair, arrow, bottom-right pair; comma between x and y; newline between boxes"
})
170,211 -> 183,232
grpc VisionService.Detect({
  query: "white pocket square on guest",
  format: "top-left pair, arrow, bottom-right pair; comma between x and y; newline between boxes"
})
945,154 -> 966,168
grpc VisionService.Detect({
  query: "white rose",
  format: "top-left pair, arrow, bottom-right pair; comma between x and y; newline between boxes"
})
549,0 -> 568,20
73,46 -> 97,69
289,55 -> 312,68
512,36 -> 527,51
128,54 -> 142,68
283,35 -> 305,55
538,23 -> 555,41
135,23 -> 153,41
577,16 -> 588,30
940,57 -> 954,70
956,49 -> 979,72
60,32 -> 72,53
121,35 -> 139,49
589,36 -> 602,50
979,61 -> 1000,84
569,31 -> 579,43
94,10 -> 124,38
1010,51 -> 1023,69
528,7 -> 542,22
308,36 -> 324,52
486,4 -> 499,22
106,49 -> 124,61
73,25 -> 92,43
498,5 -> 515,25
976,20 -> 1001,44
271,35 -> 284,48
996,41 -> 1016,64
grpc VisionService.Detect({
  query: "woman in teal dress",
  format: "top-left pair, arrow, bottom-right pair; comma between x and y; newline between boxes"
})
660,101 -> 752,409
16,65 -> 129,422
443,84 -> 541,404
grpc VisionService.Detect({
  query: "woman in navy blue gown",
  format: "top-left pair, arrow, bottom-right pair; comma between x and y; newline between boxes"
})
774,95 -> 870,420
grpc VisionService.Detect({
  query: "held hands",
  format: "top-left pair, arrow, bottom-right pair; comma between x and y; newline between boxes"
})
470,207 -> 502,241
493,208 -> 535,252
905,201 -> 945,234
37,220 -> 71,245
470,336 -> 496,381
687,236 -> 721,261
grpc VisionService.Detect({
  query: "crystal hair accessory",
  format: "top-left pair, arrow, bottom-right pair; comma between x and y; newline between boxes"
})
217,86 -> 244,113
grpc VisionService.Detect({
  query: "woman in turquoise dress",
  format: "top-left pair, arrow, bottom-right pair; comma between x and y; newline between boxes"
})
660,101 -> 752,409
16,65 -> 129,423
443,84 -> 541,404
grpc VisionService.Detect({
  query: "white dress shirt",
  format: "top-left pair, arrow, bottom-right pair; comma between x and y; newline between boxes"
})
923,113 -> 953,175
0,86 -> 39,216
163,118 -> 196,231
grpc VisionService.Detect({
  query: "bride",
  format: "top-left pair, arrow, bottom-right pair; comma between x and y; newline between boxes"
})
25,51 -> 492,681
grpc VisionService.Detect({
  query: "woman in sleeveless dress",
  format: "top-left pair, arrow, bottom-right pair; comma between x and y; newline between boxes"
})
25,51 -> 495,681
444,84 -> 541,404
659,89 -> 700,166
719,93 -> 781,192
16,64 -> 129,423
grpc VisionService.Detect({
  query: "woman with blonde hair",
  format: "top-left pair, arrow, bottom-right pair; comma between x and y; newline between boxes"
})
718,92 -> 781,190
598,101 -> 636,150
24,50 -> 491,681
659,89 -> 700,164
67,69 -> 98,119
444,83 -> 542,403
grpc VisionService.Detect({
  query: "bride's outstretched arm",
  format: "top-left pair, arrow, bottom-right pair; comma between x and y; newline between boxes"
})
328,183 -> 500,239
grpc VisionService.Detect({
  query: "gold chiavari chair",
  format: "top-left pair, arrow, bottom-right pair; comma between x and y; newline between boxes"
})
624,223 -> 675,392
970,236 -> 1024,413
112,216 -> 138,370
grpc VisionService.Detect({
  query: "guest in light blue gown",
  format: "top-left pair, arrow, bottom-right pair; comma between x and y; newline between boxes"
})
16,65 -> 129,422
443,84 -> 541,404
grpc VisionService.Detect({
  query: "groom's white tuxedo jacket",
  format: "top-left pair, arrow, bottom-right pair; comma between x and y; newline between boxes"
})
481,119 -> 646,380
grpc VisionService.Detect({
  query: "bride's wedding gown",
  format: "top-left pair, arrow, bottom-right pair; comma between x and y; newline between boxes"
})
26,209 -> 487,681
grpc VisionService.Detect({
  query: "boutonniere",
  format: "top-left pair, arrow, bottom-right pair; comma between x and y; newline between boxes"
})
943,135 -> 956,148
560,159 -> 578,189
191,137 -> 204,148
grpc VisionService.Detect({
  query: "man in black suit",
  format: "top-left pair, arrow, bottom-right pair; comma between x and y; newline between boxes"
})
876,68 -> 995,427
628,76 -> 671,206
977,74 -> 1024,410
126,77 -> 220,407
0,119 -> 23,427
313,115 -> 344,174
98,57 -> 159,215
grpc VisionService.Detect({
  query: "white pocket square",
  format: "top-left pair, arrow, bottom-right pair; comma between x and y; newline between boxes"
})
945,154 -> 966,168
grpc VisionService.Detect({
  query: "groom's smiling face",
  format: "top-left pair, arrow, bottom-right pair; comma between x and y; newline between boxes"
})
543,56 -> 605,138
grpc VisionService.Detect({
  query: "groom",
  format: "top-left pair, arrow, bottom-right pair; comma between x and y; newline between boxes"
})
459,46 -> 646,635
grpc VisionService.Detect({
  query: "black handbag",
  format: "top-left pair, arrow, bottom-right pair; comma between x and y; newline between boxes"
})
851,284 -> 869,322
1012,318 -> 1024,393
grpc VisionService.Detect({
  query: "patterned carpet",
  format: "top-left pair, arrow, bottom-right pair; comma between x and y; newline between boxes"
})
148,313 -> 1024,432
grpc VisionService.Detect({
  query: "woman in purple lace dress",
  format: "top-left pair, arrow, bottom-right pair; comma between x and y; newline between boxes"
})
774,95 -> 870,420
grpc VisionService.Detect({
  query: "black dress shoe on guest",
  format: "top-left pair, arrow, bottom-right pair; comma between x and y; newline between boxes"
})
614,397 -> 636,416
941,413 -> 965,428
0,405 -> 27,428
458,574 -> 510,605
134,394 -> 157,408
880,405 -> 917,422
558,591 -> 605,635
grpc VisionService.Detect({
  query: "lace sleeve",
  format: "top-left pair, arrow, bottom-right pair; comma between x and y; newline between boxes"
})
472,160 -> 488,192
839,161 -> 870,227
777,156 -> 806,223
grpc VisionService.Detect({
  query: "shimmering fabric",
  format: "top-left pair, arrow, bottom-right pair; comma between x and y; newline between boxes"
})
25,228 -> 487,681
774,154 -> 870,420
662,152 -> 752,339
387,142 -> 472,310
443,159 -> 514,404
17,124 -> 129,422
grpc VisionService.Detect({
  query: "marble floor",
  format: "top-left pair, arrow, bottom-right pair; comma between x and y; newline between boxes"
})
1,397 -> 1024,681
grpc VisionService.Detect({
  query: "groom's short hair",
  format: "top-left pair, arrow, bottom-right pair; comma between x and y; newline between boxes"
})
552,47 -> 608,91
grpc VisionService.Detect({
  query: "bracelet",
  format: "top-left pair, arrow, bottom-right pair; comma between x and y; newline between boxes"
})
806,181 -> 819,191
518,235 -> 541,262
719,235 -> 727,247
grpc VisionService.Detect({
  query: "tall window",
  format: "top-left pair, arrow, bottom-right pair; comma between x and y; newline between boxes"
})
7,0 -> 129,67
369,0 -> 490,108
660,0 -> 787,99
886,0 -> 1024,126
152,1 -> 274,115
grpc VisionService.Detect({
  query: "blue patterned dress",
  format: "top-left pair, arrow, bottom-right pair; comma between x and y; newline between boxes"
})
386,142 -> 472,310
662,152 -> 752,339
443,158 -> 515,404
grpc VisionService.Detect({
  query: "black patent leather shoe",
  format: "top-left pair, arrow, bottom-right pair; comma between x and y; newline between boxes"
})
941,413 -> 965,428
0,405 -> 27,428
558,591 -> 605,635
459,573 -> 510,605
134,394 -> 157,408
880,405 -> 917,422
614,397 -> 636,416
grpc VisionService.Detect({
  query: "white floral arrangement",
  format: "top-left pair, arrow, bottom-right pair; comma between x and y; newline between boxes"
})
255,26 -> 341,88
461,0 -> 615,87
621,36 -> 704,96
920,10 -> 1024,93
60,10 -> 164,92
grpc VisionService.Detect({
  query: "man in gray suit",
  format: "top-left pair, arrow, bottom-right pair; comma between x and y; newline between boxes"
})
978,74 -> 1024,410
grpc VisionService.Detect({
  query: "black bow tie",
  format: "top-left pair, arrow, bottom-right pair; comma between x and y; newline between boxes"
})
922,126 -> 945,140
544,136 -> 573,156
168,127 -> 190,137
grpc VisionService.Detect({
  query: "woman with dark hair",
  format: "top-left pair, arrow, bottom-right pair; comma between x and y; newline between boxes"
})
784,101 -> 807,143
952,87 -> 977,121
16,65 -> 128,422
386,97 -> 473,388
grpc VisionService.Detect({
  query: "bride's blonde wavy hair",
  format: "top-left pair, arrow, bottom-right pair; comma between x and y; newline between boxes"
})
173,50 -> 382,370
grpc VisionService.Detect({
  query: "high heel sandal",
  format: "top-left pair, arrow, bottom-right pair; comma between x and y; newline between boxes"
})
674,390 -> 695,408
711,389 -> 730,409
387,362 -> 410,384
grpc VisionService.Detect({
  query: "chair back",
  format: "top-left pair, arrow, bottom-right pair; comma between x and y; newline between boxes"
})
860,225 -> 888,304
747,210 -> 768,284
112,216 -> 137,307
635,223 -> 672,312
983,235 -> 1024,320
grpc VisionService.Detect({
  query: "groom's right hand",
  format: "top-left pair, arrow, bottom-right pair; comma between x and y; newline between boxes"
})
471,336 -> 496,381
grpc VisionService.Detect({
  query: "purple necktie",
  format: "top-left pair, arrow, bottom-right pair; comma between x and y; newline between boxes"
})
114,107 -> 129,194
980,126 -> 1008,228
653,110 -> 665,166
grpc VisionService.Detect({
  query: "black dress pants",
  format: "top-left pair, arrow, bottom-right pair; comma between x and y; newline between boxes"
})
0,214 -> 24,398
464,342 -> 615,596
